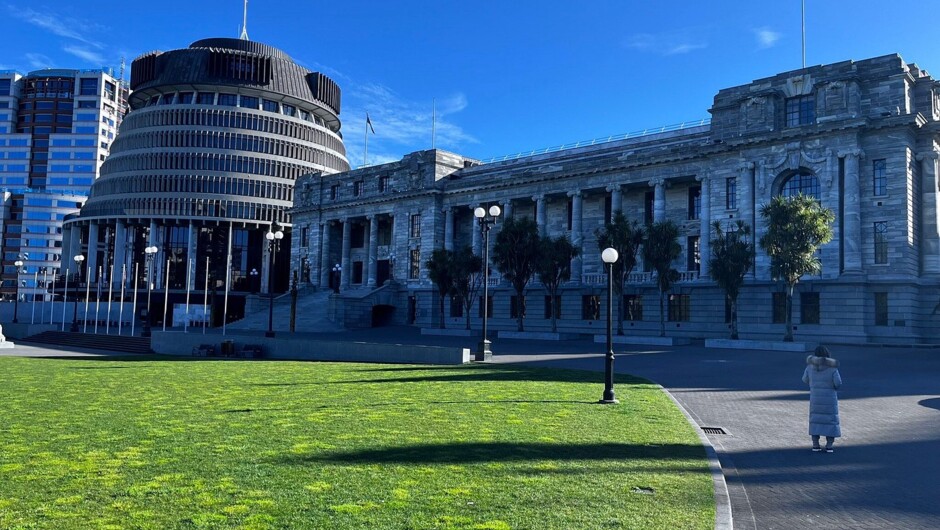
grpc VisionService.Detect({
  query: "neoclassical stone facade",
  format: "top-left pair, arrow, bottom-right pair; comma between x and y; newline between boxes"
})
291,54 -> 940,343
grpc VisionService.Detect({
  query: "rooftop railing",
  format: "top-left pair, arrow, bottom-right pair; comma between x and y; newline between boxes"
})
480,118 -> 711,164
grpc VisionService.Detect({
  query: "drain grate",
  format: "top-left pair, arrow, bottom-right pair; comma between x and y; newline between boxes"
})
701,427 -> 729,435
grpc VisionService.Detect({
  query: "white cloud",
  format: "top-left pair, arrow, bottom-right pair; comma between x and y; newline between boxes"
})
625,31 -> 707,56
25,53 -> 53,69
10,6 -> 104,48
63,45 -> 106,65
754,27 -> 781,49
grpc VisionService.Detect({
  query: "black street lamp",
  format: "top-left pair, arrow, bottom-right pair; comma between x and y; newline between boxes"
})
70,255 -> 85,332
249,268 -> 259,293
265,223 -> 284,338
12,259 -> 23,323
474,204 -> 501,361
142,245 -> 158,337
331,263 -> 342,293
600,247 -> 620,404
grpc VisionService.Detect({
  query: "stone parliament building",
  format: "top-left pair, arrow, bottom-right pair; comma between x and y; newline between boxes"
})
295,53 -> 940,344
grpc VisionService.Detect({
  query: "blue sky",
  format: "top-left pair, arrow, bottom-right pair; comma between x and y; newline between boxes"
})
6,1 -> 940,167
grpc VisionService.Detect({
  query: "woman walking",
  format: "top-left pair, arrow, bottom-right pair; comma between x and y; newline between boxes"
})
802,345 -> 842,452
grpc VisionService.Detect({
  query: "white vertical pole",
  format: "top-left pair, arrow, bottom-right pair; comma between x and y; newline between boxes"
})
118,264 -> 126,335
163,257 -> 170,332
801,0 -> 806,68
132,263 -> 139,336
84,265 -> 90,333
30,270 -> 38,324
106,264 -> 114,334
48,272 -> 55,324
61,273 -> 68,332
94,265 -> 101,334
203,256 -> 209,334
223,223 -> 233,335
185,257 -> 192,333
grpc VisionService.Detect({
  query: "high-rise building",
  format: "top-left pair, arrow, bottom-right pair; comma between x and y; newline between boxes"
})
61,37 -> 348,325
0,68 -> 127,303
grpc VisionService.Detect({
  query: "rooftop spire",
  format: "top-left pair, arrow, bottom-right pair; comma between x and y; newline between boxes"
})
239,0 -> 249,40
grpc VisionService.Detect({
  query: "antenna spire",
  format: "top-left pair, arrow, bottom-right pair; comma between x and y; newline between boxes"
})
239,0 -> 249,40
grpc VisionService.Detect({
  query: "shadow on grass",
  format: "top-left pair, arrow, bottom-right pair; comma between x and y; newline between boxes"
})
286,441 -> 706,466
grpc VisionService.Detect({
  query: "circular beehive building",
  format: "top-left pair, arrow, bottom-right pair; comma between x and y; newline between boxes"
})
61,37 -> 348,323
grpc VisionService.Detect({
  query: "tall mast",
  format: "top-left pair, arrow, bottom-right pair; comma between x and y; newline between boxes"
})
240,0 -> 249,40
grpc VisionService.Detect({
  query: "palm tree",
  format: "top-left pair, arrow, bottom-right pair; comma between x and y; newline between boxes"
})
425,249 -> 455,329
491,217 -> 540,331
534,235 -> 579,332
595,212 -> 644,335
759,194 -> 834,341
708,220 -> 754,339
642,220 -> 681,337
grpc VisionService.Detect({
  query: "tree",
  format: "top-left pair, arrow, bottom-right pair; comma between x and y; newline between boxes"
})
759,193 -> 834,341
451,245 -> 483,330
425,249 -> 455,329
709,220 -> 754,340
595,212 -> 645,335
491,217 -> 540,331
642,220 -> 681,337
534,235 -> 579,332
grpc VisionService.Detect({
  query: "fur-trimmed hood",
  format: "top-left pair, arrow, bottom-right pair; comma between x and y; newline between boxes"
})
806,355 -> 839,368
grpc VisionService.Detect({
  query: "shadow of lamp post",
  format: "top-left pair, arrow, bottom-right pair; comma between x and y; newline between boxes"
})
600,247 -> 620,404
265,223 -> 284,338
474,204 -> 501,362
142,245 -> 158,337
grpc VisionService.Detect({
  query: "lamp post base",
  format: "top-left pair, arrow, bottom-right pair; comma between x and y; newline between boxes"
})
70,322 -> 80,333
474,339 -> 492,362
265,330 -> 275,338
598,398 -> 620,405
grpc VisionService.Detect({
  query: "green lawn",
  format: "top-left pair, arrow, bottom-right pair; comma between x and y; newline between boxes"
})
0,356 -> 714,530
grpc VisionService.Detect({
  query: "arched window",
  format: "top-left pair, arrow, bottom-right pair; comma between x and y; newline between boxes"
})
780,169 -> 819,198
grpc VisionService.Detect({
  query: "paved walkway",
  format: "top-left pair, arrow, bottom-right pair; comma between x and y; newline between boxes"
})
7,328 -> 940,528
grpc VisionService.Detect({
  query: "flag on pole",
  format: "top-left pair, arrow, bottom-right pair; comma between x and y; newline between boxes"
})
366,113 -> 375,134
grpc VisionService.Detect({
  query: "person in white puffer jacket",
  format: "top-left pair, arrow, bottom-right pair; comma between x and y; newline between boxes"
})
802,345 -> 843,453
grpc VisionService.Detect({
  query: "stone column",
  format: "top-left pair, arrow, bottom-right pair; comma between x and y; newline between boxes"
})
918,152 -> 940,273
534,195 -> 546,235
341,219 -> 351,289
186,222 -> 197,290
569,190 -> 583,283
608,185 -> 622,220
443,207 -> 454,251
112,220 -> 128,287
61,225 -> 73,275
840,149 -> 863,272
697,175 -> 711,278
502,200 -> 513,219
471,207 -> 482,256
320,222 -> 332,288
87,222 -> 100,284
650,178 -> 666,223
367,215 -> 378,287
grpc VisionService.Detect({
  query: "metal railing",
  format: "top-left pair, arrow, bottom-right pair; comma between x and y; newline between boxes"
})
480,119 -> 711,164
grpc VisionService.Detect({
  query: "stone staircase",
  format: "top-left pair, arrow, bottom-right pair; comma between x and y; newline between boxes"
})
227,288 -> 344,333
22,331 -> 152,354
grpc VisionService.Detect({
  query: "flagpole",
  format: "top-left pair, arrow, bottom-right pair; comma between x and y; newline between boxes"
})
203,256 -> 209,335
119,264 -> 126,336
61,272 -> 68,332
106,264 -> 114,334
801,0 -> 805,68
31,270 -> 38,324
131,263 -> 138,336
163,257 -> 170,332
432,98 -> 436,149
364,112 -> 369,167
185,256 -> 192,333
48,271 -> 55,324
223,223 -> 233,336
84,265 -> 90,333
94,265 -> 101,334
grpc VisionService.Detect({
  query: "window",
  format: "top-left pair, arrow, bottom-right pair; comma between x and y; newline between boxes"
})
874,292 -> 888,326
785,95 -> 815,127
409,248 -> 420,279
781,170 -> 819,198
351,224 -> 365,248
604,196 -> 612,223
450,296 -> 463,317
726,177 -> 737,209
410,214 -> 421,238
77,100 -> 96,109
330,184 -> 338,200
160,93 -> 175,105
687,236 -> 700,272
239,95 -> 259,109
668,294 -> 690,321
196,92 -> 215,104
582,295 -> 600,320
544,295 -> 561,319
282,104 -> 296,117
478,296 -> 493,318
217,93 -> 238,106
178,92 -> 194,104
688,185 -> 701,220
800,292 -> 820,324
873,159 -> 887,196
772,292 -> 787,324
874,221 -> 888,264
353,181 -> 363,197
0,79 -> 10,96
300,226 -> 308,248
352,261 -> 363,284
79,78 -> 98,96
378,175 -> 389,193
262,99 -> 278,112
644,191 -> 654,225
510,296 -> 525,319
566,198 -> 573,230
624,295 -> 643,321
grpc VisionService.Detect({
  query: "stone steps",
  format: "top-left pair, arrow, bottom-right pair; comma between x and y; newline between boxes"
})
227,289 -> 343,333
22,331 -> 152,354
